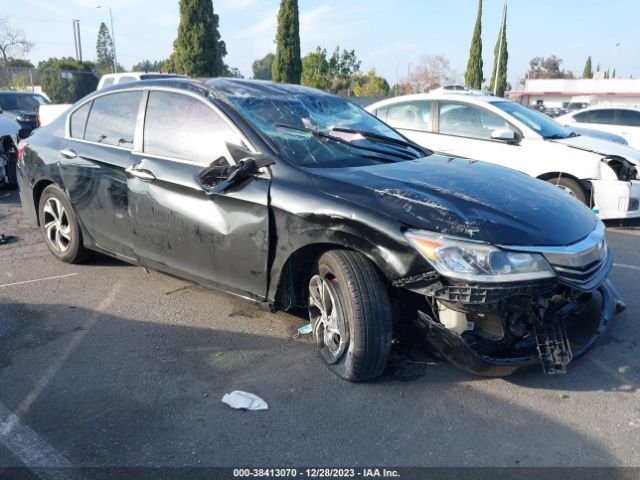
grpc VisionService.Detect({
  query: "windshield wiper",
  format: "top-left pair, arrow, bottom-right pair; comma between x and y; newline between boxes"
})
274,123 -> 416,160
330,127 -> 430,157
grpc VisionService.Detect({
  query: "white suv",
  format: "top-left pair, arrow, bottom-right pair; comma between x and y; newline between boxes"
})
366,94 -> 640,220
97,72 -> 184,90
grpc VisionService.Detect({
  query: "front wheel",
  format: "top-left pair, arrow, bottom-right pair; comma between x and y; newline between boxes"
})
308,250 -> 392,382
546,177 -> 587,205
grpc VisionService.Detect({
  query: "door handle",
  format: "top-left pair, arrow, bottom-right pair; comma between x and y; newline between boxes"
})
59,148 -> 77,159
126,166 -> 156,181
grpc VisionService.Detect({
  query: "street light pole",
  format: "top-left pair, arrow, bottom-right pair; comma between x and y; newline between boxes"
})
97,5 -> 117,73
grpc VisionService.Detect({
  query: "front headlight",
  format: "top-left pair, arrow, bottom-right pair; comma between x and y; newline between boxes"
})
404,230 -> 556,283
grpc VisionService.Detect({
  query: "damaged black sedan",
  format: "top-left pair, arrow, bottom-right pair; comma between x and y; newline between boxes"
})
17,78 -> 625,381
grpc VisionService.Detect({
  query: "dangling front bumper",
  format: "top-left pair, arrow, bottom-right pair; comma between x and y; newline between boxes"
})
416,279 -> 625,377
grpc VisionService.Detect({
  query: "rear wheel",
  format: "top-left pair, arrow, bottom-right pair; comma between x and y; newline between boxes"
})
308,250 -> 392,382
38,184 -> 90,263
546,177 -> 587,205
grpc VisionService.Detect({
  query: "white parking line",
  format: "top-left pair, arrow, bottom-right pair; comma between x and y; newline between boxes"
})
0,282 -> 122,479
614,263 -> 640,271
0,402 -> 77,479
0,273 -> 78,288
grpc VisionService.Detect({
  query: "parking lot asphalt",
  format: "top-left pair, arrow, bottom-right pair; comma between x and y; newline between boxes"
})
0,188 -> 639,471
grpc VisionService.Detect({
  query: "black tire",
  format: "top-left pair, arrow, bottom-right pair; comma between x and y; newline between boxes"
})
546,177 -> 587,205
38,184 -> 90,263
308,250 -> 392,382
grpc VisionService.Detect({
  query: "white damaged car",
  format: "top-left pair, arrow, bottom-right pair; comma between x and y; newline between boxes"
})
366,94 -> 640,220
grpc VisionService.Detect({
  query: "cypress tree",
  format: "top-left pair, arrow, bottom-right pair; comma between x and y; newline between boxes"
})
464,0 -> 483,89
272,0 -> 302,84
172,0 -> 226,77
582,56 -> 592,79
488,3 -> 508,97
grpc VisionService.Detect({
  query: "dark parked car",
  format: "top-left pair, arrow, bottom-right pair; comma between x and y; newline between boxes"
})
17,79 -> 625,381
0,115 -> 23,186
0,91 -> 49,136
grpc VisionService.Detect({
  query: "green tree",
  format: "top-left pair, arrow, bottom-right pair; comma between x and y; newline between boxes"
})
38,57 -> 98,103
272,0 -> 301,83
252,53 -> 275,80
131,59 -> 167,72
526,55 -> 573,79
352,69 -> 389,97
582,56 -> 592,79
222,64 -> 243,78
464,0 -> 483,89
172,0 -> 226,77
328,47 -> 361,94
8,58 -> 32,67
301,47 -> 331,90
488,3 -> 508,97
96,22 -> 114,74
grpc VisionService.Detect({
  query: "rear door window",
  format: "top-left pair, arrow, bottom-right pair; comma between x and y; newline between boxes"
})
143,91 -> 246,164
84,91 -> 142,148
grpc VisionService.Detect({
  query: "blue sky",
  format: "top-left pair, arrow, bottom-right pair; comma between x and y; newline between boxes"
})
9,0 -> 640,87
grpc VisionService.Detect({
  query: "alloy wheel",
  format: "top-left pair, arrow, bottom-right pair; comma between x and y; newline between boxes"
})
308,274 -> 348,364
43,197 -> 72,253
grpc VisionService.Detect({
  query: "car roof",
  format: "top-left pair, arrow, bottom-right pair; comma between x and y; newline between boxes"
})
0,91 -> 38,96
366,92 -> 506,110
560,105 -> 640,117
571,105 -> 640,112
96,77 -> 331,100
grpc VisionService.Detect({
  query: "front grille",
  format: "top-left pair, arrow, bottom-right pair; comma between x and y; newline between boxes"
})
500,222 -> 611,293
549,249 -> 612,292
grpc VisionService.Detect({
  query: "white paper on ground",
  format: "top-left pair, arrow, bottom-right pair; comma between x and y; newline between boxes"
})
221,390 -> 269,411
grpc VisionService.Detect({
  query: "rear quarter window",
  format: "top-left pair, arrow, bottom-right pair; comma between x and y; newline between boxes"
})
70,102 -> 92,139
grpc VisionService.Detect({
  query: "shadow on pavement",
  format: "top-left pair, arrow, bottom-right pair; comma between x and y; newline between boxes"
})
0,301 -> 627,469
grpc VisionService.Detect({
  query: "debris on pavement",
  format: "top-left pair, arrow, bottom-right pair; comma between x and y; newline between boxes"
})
0,233 -> 17,245
222,391 -> 269,411
297,323 -> 312,335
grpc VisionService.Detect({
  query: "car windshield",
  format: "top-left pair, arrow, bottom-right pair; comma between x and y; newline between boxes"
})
0,93 -> 46,112
225,91 -> 424,167
491,101 -> 575,139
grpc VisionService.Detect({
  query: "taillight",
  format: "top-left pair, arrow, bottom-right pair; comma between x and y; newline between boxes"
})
17,140 -> 27,168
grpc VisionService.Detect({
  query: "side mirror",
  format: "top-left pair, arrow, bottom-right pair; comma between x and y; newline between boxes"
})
198,157 -> 260,194
18,128 -> 30,139
491,128 -> 519,144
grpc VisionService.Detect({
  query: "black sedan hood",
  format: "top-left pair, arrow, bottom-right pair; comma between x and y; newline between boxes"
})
311,155 -> 598,246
